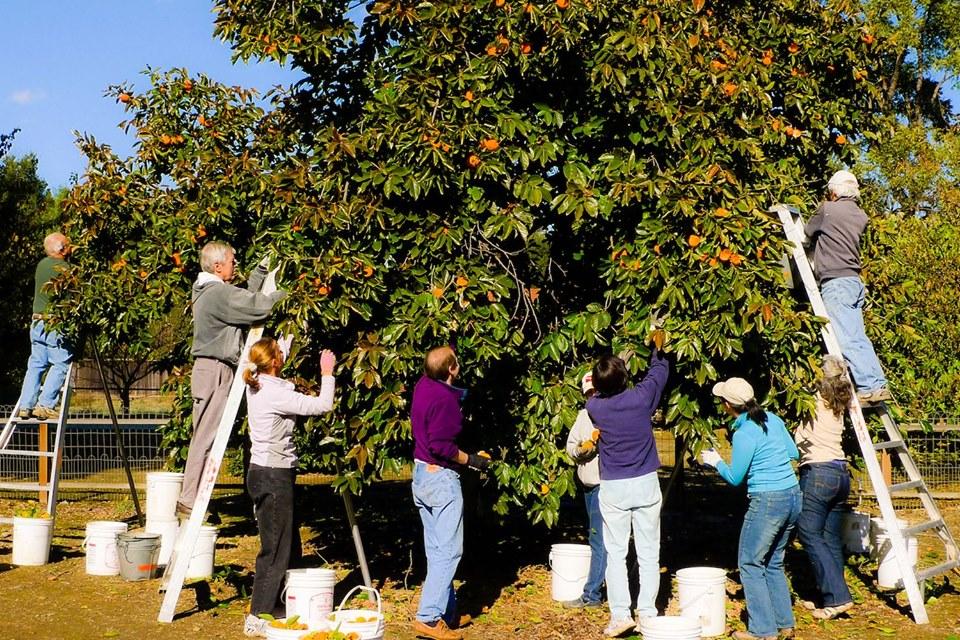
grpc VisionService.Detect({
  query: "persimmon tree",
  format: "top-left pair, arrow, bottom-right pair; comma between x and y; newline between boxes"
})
58,0 -> 890,525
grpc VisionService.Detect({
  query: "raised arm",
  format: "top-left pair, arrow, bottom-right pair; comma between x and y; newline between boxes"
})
636,349 -> 670,412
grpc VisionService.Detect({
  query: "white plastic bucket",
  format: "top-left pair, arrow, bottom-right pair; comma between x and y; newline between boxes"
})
548,543 -> 592,602
841,510 -> 871,555
12,517 -> 53,566
326,586 -> 384,640
185,524 -> 218,580
676,567 -> 726,637
146,471 -> 184,520
264,621 -> 310,640
285,568 -> 337,627
639,615 -> 702,640
869,517 -> 907,558
83,520 -> 128,575
871,517 -> 919,589
145,517 -> 180,566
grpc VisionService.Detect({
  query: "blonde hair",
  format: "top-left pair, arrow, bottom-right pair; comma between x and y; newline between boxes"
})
243,337 -> 282,390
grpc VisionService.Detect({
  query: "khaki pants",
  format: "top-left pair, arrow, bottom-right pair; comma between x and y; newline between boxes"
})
178,358 -> 234,510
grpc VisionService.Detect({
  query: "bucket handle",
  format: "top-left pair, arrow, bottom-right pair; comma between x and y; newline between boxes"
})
548,552 -> 590,584
116,537 -> 159,564
336,585 -> 382,616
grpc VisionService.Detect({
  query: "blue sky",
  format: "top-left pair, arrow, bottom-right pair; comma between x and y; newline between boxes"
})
1,1 -> 300,190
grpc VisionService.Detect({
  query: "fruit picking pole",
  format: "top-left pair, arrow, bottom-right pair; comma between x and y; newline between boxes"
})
343,491 -> 372,588
91,338 -> 145,527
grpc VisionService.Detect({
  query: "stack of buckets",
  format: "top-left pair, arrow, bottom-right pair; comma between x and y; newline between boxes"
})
144,471 -> 184,566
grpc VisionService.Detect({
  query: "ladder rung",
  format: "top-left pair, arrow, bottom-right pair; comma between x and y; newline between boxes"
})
0,481 -> 50,492
904,519 -> 947,538
889,479 -> 925,493
916,560 -> 960,582
874,440 -> 907,451
0,449 -> 56,458
9,418 -> 60,424
0,516 -> 11,524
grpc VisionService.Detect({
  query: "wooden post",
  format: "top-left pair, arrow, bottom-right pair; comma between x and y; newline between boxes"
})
38,421 -> 48,503
881,450 -> 893,488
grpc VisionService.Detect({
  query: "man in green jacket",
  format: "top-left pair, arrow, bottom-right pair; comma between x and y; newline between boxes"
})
176,241 -> 286,516
17,232 -> 73,420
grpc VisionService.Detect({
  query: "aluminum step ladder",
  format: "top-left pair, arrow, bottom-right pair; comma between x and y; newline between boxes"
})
157,268 -> 276,622
0,364 -> 73,524
774,204 -> 959,624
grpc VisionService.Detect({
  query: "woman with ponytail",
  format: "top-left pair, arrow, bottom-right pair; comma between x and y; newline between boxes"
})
794,355 -> 854,620
699,378 -> 800,640
242,337 -> 336,638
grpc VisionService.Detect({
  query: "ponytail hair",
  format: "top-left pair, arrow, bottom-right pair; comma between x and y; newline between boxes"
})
243,337 -> 282,391
731,398 -> 768,430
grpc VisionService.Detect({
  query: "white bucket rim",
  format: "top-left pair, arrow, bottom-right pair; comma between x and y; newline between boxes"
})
147,471 -> 185,479
549,543 -> 592,555
676,566 -> 727,580
86,520 -> 129,530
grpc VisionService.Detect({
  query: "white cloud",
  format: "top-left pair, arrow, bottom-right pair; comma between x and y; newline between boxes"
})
10,89 -> 46,105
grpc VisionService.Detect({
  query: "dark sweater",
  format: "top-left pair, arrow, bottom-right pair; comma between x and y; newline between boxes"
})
33,256 -> 68,314
804,198 -> 868,284
411,375 -> 464,469
586,351 -> 669,482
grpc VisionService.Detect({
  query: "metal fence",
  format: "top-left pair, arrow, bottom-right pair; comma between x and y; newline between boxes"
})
0,406 -> 957,498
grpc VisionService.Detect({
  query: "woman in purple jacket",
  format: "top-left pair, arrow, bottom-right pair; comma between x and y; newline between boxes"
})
586,350 -> 669,637
410,345 -> 490,640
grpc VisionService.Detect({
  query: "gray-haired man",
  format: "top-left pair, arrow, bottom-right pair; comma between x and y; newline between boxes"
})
177,241 -> 286,516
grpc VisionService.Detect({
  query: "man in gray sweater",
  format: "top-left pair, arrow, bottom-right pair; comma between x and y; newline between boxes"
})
804,170 -> 890,404
177,241 -> 287,516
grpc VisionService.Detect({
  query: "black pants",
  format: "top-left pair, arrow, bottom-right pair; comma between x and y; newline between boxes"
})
247,464 -> 301,616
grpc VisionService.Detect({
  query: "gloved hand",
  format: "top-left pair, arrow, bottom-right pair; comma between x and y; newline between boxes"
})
699,448 -> 722,468
258,255 -> 272,270
263,266 -> 280,293
466,452 -> 492,471
278,334 -> 294,360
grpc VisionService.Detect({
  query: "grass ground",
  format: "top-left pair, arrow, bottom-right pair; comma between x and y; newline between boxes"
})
0,473 -> 958,640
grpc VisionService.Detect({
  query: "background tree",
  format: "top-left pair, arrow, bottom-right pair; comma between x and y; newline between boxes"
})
58,0 -> 891,524
0,146 -> 57,398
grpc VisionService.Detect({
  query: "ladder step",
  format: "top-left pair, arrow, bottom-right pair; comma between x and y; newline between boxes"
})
0,449 -> 56,458
903,519 -> 947,538
916,560 -> 960,582
0,481 -> 51,492
873,440 -> 907,451
889,479 -> 925,493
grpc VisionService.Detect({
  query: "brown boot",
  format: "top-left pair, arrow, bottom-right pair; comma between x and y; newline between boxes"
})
413,619 -> 463,640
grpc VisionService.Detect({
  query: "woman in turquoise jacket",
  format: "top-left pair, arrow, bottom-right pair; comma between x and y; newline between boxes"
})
699,378 -> 801,640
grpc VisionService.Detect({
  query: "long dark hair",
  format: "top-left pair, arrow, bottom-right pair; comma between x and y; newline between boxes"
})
732,398 -> 768,430
817,355 -> 852,418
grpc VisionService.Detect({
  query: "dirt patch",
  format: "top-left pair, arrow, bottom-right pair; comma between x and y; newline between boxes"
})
0,477 -> 959,639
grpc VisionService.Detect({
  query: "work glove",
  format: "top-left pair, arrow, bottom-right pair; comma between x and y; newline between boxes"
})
699,448 -> 722,468
466,452 -> 492,471
278,334 -> 294,360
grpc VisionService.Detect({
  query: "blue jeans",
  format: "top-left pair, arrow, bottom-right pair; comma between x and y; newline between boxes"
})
820,277 -> 887,392
582,484 -> 607,603
798,463 -> 852,607
600,472 -> 662,620
412,463 -> 463,625
17,320 -> 72,410
739,486 -> 802,637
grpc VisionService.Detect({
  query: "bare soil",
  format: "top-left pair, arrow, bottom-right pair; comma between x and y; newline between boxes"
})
0,473 -> 959,640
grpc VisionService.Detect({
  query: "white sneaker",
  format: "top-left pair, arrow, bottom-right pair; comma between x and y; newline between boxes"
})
244,614 -> 268,638
604,618 -> 636,637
